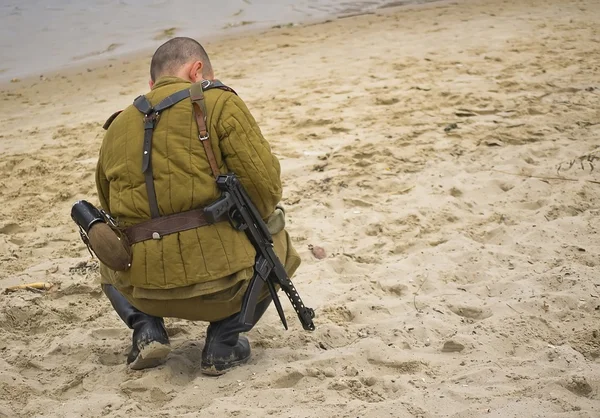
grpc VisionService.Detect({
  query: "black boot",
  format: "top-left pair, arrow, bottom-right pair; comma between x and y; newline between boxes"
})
102,284 -> 171,370
201,297 -> 272,376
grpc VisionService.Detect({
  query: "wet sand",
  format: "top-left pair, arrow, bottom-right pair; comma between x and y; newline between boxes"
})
1,0 -> 600,417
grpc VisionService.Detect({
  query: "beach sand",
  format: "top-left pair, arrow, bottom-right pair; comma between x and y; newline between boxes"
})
1,0 -> 599,416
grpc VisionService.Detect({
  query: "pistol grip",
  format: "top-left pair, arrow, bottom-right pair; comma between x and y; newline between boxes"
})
204,193 -> 232,223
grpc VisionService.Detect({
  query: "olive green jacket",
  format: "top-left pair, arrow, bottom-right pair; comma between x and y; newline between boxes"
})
96,77 -> 299,299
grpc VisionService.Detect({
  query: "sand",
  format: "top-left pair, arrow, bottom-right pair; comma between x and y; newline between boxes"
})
1,0 -> 599,416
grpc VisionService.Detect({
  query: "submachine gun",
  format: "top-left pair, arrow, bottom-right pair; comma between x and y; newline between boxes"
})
205,174 -> 315,331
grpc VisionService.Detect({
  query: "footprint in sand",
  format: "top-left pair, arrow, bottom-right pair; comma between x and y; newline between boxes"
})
273,370 -> 305,388
321,305 -> 355,324
0,223 -> 28,235
366,357 -> 424,374
381,283 -> 409,297
98,351 -> 124,367
569,329 -> 600,361
561,376 -> 595,399
447,304 -> 493,320
90,328 -> 125,339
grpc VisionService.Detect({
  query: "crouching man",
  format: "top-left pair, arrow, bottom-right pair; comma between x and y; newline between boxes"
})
94,37 -> 301,375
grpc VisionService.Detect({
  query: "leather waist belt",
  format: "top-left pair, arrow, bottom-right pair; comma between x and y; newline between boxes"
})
124,208 -> 211,245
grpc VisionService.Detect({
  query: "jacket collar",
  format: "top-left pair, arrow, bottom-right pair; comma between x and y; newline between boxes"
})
152,76 -> 191,90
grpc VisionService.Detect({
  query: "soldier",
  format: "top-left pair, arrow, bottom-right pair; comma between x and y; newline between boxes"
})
95,37 -> 301,375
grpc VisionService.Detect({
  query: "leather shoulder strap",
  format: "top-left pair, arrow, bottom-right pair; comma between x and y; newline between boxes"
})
154,88 -> 191,112
190,81 -> 221,179
103,82 -> 232,132
131,89 -> 192,218
133,96 -> 160,218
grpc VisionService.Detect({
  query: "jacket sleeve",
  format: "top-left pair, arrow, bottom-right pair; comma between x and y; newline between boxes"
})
95,146 -> 111,212
217,94 -> 282,219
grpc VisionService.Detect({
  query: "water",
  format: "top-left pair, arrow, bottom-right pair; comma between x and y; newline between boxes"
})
0,0 -> 431,81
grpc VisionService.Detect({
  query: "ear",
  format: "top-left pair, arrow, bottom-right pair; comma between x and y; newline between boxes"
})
149,78 -> 155,89
188,61 -> 204,82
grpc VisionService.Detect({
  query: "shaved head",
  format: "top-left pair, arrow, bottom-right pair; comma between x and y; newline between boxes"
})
150,37 -> 213,82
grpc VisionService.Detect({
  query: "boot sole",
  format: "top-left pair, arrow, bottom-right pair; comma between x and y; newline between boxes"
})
129,341 -> 171,370
200,354 -> 251,376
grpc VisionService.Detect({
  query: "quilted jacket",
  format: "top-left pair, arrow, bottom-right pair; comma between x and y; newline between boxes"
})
95,76 -> 299,298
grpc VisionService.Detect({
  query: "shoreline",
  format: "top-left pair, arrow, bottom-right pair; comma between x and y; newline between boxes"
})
0,0 -> 448,90
0,0 -> 444,86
